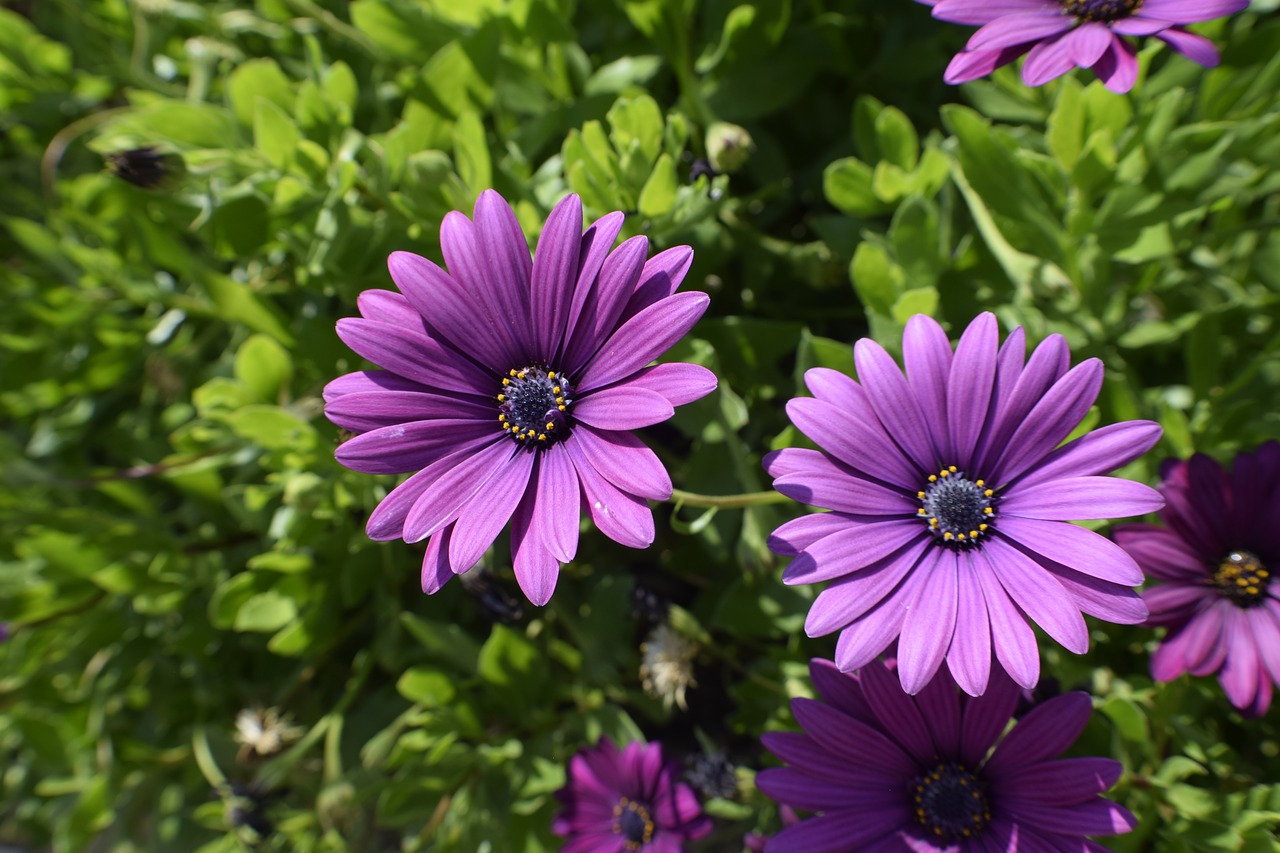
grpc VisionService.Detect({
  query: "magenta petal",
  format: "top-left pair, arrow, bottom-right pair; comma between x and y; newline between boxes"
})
975,334 -> 1069,476
533,444 -> 580,563
998,518 -> 1145,586
510,490 -> 559,605
967,12 -> 1073,51
932,0 -> 1060,26
897,548 -> 959,695
1063,22 -> 1115,67
1000,476 -> 1163,520
945,44 -> 1033,83
336,420 -> 496,475
1155,27 -> 1220,66
356,289 -> 427,331
626,362 -> 717,406
1219,613 -> 1262,710
531,194 -> 583,360
903,314 -> 954,462
1112,523 -> 1206,581
562,235 -> 649,373
948,555 -> 993,696
623,244 -> 695,320
1248,606 -> 1280,688
421,526 -> 455,594
566,437 -> 656,548
1142,583 -> 1208,626
402,439 -> 517,542
449,449 -> 536,572
1110,16 -> 1175,34
577,292 -> 710,390
571,426 -> 671,500
1092,36 -> 1139,93
1051,564 -> 1149,624
1138,0 -> 1250,22
472,190 -> 534,346
946,311 -> 999,464
573,385 -> 674,430
324,389 -> 492,433
335,318 -> 493,395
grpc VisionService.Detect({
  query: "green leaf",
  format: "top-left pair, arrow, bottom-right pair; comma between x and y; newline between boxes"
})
234,334 -> 293,402
227,58 -> 294,127
452,111 -> 491,195
234,590 -> 298,633
849,242 -> 902,316
824,157 -> 884,216
638,152 -> 678,217
418,25 -> 499,118
224,405 -> 316,451
202,275 -> 294,345
890,286 -> 939,324
875,106 -> 918,171
397,667 -> 458,707
607,94 -> 664,171
1047,77 -> 1085,171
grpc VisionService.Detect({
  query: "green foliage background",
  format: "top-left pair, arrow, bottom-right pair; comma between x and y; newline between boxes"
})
3,0 -> 1280,850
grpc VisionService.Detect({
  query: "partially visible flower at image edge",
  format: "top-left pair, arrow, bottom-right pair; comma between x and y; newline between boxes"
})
325,191 -> 716,605
553,737 -> 713,851
1114,442 -> 1280,716
757,658 -> 1136,851
766,313 -> 1162,696
919,0 -> 1250,94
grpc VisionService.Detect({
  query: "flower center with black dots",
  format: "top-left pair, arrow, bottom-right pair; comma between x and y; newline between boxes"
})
918,467 -> 995,548
1212,551 -> 1271,608
612,797 -> 655,849
497,366 -> 573,446
1060,0 -> 1141,22
910,761 -> 991,843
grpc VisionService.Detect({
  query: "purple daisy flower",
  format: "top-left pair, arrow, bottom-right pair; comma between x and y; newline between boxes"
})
1114,442 -> 1280,716
921,0 -> 1250,94
325,191 -> 716,605
765,313 -> 1163,696
757,658 -> 1137,852
553,737 -> 713,852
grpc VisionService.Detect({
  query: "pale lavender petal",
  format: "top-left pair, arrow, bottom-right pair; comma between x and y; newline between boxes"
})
402,439 -> 518,542
1110,16 -> 1175,34
786,397 -> 922,489
768,512 -> 855,557
967,13 -> 1074,51
324,369 -> 426,403
785,520 -> 923,586
854,338 -> 941,471
1013,421 -> 1162,490
510,490 -> 559,605
1093,37 -> 1139,93
1050,564 -> 1149,624
388,250 -> 517,371
947,312 -> 999,465
472,190 -> 533,347
573,386 -> 674,430
948,556 -> 993,696
1138,0 -> 1250,21
571,425 -> 671,500
566,437 -> 656,548
833,568 -> 927,671
622,244 -> 695,320
932,0 -> 1060,24
366,462 -> 448,541
336,420 -> 496,475
1247,606 -> 1280,688
324,389 -> 492,433
804,367 -> 865,410
440,210 -> 527,351
990,359 -> 1102,485
985,693 -> 1092,773
945,45 -> 1033,83
577,292 -> 710,390
985,538 -> 1090,653
530,194 -> 583,361
560,211 -> 626,365
903,314 -> 954,462
562,235 -> 649,374
1000,476 -> 1163,520
1064,22 -> 1115,67
997,517 -> 1145,586
763,447 -> 824,481
804,537 -> 930,636
626,362 -> 717,406
448,449 -> 537,572
897,548 -> 959,694
975,553 -> 1041,688
1155,27 -> 1220,66
335,318 -> 493,395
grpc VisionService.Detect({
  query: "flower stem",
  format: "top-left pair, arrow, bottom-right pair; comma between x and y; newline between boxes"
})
668,488 -> 790,509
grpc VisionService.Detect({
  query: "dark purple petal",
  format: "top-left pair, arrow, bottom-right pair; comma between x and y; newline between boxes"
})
897,548 -> 959,695
1014,421 -> 1162,490
860,655 -> 938,763
854,338 -> 941,472
571,426 -> 671,500
402,439 -> 518,542
622,244 -> 695,320
959,669 -> 1021,766
784,520 -> 923,586
903,314 -> 954,462
566,437 -> 656,548
765,808 -> 909,853
985,693 -> 1092,774
1112,523 -> 1206,581
998,518 -> 1145,586
335,318 -> 493,395
562,235 -> 649,374
336,420 -> 496,475
576,292 -> 710,390
448,449 -> 537,572
625,362 -> 717,406
787,397 -> 922,489
808,658 -> 876,721
573,385 -> 674,430
1142,582 -> 1209,627
530,194 -> 583,361
803,537 -> 930,636
790,698 -> 918,777
985,538 -> 1090,654
755,767 -> 900,811
999,799 -> 1137,837
324,389 -> 492,433
1000,476 -> 1163,520
949,556 -> 993,696
947,311 -> 999,465
994,758 -> 1122,805
989,359 -> 1102,485
324,369 -> 427,403
559,212 -> 626,366
913,667 -> 963,757
440,210 -> 528,352
762,732 -> 881,784
421,526 -> 455,593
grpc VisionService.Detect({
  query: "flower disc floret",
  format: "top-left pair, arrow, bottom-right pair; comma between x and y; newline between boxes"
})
918,467 -> 994,546
613,798 -> 655,848
1212,551 -> 1270,608
911,761 -> 991,841
1061,0 -> 1141,22
498,366 -> 573,445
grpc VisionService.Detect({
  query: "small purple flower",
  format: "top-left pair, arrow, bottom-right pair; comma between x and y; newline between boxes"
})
1114,442 -> 1280,716
921,0 -> 1250,93
325,191 -> 716,605
757,658 -> 1137,851
765,313 -> 1163,696
553,737 -> 713,851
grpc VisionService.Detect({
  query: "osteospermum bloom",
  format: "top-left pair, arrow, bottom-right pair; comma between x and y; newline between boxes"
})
766,313 -> 1163,695
921,0 -> 1250,93
553,737 -> 713,851
325,191 -> 716,604
1114,443 -> 1280,716
758,658 -> 1136,852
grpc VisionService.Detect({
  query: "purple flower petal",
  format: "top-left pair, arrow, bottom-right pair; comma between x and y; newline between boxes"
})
577,292 -> 710,390
562,235 -> 649,374
903,314 -> 954,461
897,548 -> 959,695
1064,22 -> 1115,67
932,0 -> 1060,25
566,437 -> 656,548
1014,421 -> 1162,490
959,668 -> 1021,765
336,420 -> 496,475
1000,476 -> 1163,520
1218,613 -> 1262,710
773,459 -> 915,516
402,438 -> 518,542
947,311 -> 999,465
531,443 -> 580,563
1143,583 -> 1209,627
945,44 -> 1035,83
986,538 -> 1090,653
510,490 -> 559,606
1112,523 -> 1206,581
1093,36 -> 1140,93
833,568 -> 927,671
974,552 -> 1041,688
570,426 -> 671,500
967,12 -> 1074,52
448,449 -> 537,572
975,333 -> 1069,476
622,245 -> 695,320
990,359 -> 1102,485
809,658 -> 876,721
335,318 -> 494,395
787,397 -> 922,489
998,517 -> 1145,586
1022,33 -> 1079,86
356,289 -> 428,331
768,512 -> 856,557
573,385 -> 674,430
790,698 -> 918,776
986,693 -> 1092,773
860,654 -> 939,763
472,190 -> 534,346
803,537 -> 929,635
421,526 -> 455,594
1051,564 -> 1149,624
785,520 -> 924,587
765,808 -> 908,853
1110,16 -> 1176,34
948,557 -> 993,696
762,732 -> 882,784
755,767 -> 901,811
1138,0 -> 1250,22
530,194 -> 583,361
559,212 -> 626,364
324,369 -> 426,403
994,757 -> 1122,805
626,362 -> 717,406
855,338 -> 943,471
365,446 -> 476,539
324,389 -> 492,434
999,799 -> 1137,837
1247,606 -> 1280,689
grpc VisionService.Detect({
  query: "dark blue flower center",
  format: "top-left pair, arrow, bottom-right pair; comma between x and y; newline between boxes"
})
497,366 -> 573,446
612,797 -> 655,849
1060,0 -> 1141,22
910,761 -> 991,843
1213,551 -> 1271,608
918,467 -> 995,548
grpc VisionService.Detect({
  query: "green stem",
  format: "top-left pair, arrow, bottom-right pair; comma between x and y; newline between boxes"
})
668,488 -> 790,509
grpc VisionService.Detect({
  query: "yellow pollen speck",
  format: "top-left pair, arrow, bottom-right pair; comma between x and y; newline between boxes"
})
984,507 -> 994,515
940,470 -> 950,477
555,396 -> 564,404
969,530 -> 979,538
496,393 -> 505,401
546,422 -> 555,430
930,519 -> 939,527
1237,578 -> 1249,587
502,377 -> 511,386
956,533 -> 966,541
943,532 -> 954,540
984,489 -> 994,497
538,434 -> 547,441
929,474 -> 938,482
979,523 -> 988,531
548,371 -> 556,379
1260,570 -> 1270,578
509,369 -> 517,376
558,405 -> 566,412
552,386 -> 561,394
976,479 -> 984,486
917,491 -> 926,499
948,465 -> 957,473
1248,586 -> 1260,594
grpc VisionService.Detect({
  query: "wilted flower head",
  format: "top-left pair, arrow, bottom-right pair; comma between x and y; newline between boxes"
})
921,0 -> 1250,93
326,191 -> 716,604
1115,442 -> 1280,715
640,623 -> 698,710
757,658 -> 1136,851
553,737 -> 713,850
235,707 -> 302,759
766,313 -> 1162,696
686,751 -> 738,800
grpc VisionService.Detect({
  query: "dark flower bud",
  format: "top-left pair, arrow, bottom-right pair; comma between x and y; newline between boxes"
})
105,146 -> 181,189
